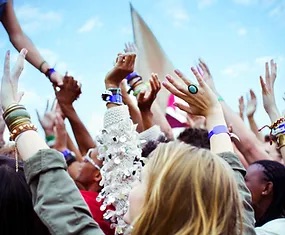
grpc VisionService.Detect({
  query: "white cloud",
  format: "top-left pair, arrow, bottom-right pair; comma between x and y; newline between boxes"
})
197,0 -> 217,9
255,55 -> 284,66
78,17 -> 103,33
166,6 -> 190,27
15,5 -> 62,33
222,62 -> 251,78
237,27 -> 247,36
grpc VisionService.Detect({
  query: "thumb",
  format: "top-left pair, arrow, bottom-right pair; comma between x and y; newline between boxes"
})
16,91 -> 24,103
137,90 -> 146,102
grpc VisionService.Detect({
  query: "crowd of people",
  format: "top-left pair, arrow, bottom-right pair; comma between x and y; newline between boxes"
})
0,1 -> 285,235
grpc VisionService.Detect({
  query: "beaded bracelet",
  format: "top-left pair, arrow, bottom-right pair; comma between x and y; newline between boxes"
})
10,123 -> 37,141
259,117 -> 285,144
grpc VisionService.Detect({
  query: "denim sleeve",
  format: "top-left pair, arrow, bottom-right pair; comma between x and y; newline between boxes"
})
24,149 -> 104,235
218,152 -> 256,235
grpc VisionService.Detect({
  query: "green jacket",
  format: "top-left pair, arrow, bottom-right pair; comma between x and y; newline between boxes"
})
219,152 -> 256,235
24,149 -> 104,235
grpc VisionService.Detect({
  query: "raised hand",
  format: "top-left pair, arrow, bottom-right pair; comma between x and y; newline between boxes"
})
246,90 -> 257,118
198,58 -> 218,94
105,53 -> 136,88
124,42 -> 137,53
137,73 -> 161,112
55,75 -> 81,107
50,71 -> 64,86
53,113 -> 68,152
259,59 -> 278,117
1,49 -> 27,111
162,68 -> 221,117
238,96 -> 245,120
36,99 -> 57,136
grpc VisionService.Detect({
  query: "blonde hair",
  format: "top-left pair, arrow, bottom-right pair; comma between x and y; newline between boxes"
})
132,141 -> 243,235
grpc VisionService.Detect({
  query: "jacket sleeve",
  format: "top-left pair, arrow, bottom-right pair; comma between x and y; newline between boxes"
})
24,149 -> 104,235
218,152 -> 257,235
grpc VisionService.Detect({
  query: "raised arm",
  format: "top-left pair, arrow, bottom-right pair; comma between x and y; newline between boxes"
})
238,96 -> 245,121
198,59 -> 271,164
246,89 -> 264,142
163,65 -> 256,235
137,73 -> 161,131
1,0 -> 63,85
0,49 -> 102,234
56,76 -> 95,156
120,79 -> 144,132
259,59 -> 285,162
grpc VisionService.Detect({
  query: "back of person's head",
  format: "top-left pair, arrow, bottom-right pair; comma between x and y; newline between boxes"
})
251,160 -> 285,226
132,141 -> 243,235
0,155 -> 50,235
177,128 -> 210,149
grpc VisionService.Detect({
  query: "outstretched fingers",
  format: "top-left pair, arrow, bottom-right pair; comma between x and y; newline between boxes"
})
174,69 -> 191,86
259,76 -> 268,95
163,76 -> 187,100
3,50 -> 10,80
12,48 -> 27,82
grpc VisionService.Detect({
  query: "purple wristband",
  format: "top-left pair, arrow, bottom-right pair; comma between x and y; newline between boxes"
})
126,72 -> 140,83
208,125 -> 228,139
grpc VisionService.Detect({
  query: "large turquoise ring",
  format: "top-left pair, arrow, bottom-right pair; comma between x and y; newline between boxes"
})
188,84 -> 198,94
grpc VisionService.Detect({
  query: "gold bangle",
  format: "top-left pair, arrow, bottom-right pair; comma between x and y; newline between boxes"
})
10,123 -> 37,141
277,134 -> 285,149
3,104 -> 22,117
9,118 -> 31,132
5,109 -> 31,127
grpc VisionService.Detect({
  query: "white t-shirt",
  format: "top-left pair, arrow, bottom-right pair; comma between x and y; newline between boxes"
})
255,218 -> 285,235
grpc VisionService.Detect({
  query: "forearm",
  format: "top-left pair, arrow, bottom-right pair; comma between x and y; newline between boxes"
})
265,104 -> 280,123
247,115 -> 264,142
17,130 -> 49,161
206,107 -> 234,154
10,33 -> 50,74
151,102 -> 174,140
123,98 -> 144,132
140,110 -> 154,131
61,105 -> 95,156
220,100 -> 270,162
67,133 -> 83,161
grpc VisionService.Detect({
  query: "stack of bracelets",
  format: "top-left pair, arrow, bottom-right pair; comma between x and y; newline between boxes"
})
3,104 -> 37,141
125,72 -> 148,96
271,117 -> 285,149
259,117 -> 285,149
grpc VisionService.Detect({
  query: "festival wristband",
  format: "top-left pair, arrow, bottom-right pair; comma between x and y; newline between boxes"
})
208,125 -> 229,139
272,123 -> 285,137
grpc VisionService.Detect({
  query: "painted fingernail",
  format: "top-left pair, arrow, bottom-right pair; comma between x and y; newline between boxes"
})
7,50 -> 10,55
174,69 -> 181,74
166,75 -> 172,81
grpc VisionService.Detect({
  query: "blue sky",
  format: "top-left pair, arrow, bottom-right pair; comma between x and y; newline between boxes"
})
0,0 -> 284,139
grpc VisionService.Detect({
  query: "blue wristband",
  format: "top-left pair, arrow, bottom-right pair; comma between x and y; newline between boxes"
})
208,125 -> 229,139
272,123 -> 285,137
106,94 -> 122,104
